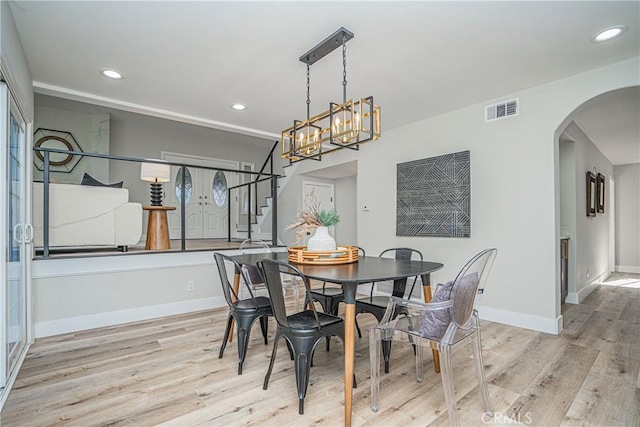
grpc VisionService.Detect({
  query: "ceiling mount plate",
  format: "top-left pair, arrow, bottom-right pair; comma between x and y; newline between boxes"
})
299,27 -> 355,65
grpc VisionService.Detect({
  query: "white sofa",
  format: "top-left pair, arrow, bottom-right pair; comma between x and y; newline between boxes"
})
32,182 -> 142,250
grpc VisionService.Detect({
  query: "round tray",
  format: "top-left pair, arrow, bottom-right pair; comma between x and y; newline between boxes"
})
288,246 -> 359,265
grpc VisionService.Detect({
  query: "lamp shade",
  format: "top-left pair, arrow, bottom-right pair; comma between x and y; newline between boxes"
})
140,162 -> 171,183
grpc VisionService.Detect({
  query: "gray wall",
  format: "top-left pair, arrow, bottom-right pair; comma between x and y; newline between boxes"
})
614,163 -> 640,272
563,121 -> 613,301
34,94 -> 278,233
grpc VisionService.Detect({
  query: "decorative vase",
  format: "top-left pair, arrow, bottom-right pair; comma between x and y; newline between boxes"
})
307,226 -> 336,251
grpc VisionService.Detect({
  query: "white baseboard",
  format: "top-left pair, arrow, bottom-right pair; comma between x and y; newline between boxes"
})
478,305 -> 563,335
566,278 -> 601,304
616,265 -> 640,274
35,297 -> 226,338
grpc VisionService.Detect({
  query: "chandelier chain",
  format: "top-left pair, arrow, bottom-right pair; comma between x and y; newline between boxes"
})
342,34 -> 347,103
306,64 -> 311,120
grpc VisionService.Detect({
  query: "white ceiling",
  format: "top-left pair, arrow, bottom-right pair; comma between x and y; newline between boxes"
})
9,1 -> 640,164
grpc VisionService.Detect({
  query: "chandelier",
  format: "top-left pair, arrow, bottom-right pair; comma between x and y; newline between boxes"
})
281,27 -> 381,163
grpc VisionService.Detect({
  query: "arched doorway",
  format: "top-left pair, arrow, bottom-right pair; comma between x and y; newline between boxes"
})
554,86 -> 639,323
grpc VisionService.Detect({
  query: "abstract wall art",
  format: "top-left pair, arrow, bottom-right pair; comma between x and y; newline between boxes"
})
396,150 -> 470,238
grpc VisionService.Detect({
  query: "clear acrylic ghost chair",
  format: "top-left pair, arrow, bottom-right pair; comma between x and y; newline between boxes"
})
369,248 -> 498,427
241,238 -> 301,311
239,239 -> 271,296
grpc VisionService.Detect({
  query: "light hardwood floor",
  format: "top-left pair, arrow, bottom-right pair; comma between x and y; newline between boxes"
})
1,275 -> 638,426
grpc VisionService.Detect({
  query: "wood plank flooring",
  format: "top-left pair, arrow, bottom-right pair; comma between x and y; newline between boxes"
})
1,275 -> 638,426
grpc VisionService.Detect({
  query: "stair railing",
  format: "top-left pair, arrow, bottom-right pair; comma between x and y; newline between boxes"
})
226,140 -> 280,245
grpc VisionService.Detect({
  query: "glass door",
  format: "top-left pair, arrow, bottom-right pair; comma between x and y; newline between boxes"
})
0,82 -> 28,390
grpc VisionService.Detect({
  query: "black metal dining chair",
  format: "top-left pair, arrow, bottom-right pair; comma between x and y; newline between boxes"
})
355,247 -> 423,373
304,245 -> 366,351
214,252 -> 272,375
257,258 -> 346,415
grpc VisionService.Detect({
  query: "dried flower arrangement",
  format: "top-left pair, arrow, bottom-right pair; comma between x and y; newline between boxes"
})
286,191 -> 340,242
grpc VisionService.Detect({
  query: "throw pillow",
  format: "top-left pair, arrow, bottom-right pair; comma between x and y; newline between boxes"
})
419,271 -> 479,340
81,173 -> 123,188
242,264 -> 265,287
419,280 -> 454,340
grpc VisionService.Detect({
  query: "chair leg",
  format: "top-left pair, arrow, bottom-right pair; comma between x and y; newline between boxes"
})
472,328 -> 493,417
355,316 -> 362,338
235,316 -> 257,375
369,327 -> 382,412
219,314 -> 233,359
236,327 -> 249,375
382,339 -> 392,374
260,316 -> 269,345
293,337 -> 318,415
263,334 -> 281,390
439,345 -> 459,427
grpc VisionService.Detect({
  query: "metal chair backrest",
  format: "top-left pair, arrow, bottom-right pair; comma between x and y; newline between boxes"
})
379,247 -> 423,298
257,259 -> 322,330
450,248 -> 497,327
214,252 -> 260,309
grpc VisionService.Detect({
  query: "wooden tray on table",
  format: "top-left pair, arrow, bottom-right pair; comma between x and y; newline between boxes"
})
287,246 -> 359,265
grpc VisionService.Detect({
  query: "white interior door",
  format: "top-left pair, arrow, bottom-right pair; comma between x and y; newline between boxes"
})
167,165 -> 201,239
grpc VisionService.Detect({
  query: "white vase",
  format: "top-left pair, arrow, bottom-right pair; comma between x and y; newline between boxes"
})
307,226 -> 336,251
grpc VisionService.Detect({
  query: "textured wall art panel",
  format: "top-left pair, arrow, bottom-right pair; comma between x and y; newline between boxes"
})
396,150 -> 470,238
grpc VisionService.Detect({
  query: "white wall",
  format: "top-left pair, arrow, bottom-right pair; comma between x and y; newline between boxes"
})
614,163 -> 640,272
562,122 -> 613,303
335,175 -> 357,246
282,57 -> 640,334
0,1 -> 33,121
32,252 -> 222,337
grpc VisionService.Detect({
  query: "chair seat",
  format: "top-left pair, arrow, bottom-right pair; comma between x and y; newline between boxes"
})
286,310 -> 343,330
356,295 -> 392,309
234,296 -> 272,311
310,287 -> 343,297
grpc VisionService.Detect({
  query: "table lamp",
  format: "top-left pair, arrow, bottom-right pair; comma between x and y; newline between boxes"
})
140,162 -> 171,206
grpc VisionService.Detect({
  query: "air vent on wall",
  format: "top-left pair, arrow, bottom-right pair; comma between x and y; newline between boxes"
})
485,98 -> 519,122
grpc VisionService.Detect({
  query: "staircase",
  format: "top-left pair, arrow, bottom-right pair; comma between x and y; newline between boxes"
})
234,142 -> 296,244
236,162 -> 297,242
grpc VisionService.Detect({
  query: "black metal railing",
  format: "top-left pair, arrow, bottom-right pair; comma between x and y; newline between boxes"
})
227,140 -> 280,243
34,147 -> 281,258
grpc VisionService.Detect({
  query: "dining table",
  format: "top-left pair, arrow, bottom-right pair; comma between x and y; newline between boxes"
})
228,251 -> 444,427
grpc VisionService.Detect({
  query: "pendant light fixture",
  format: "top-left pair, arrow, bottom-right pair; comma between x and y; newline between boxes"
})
281,27 -> 381,163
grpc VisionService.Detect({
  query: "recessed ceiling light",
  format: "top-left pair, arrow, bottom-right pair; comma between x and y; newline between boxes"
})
231,103 -> 246,111
592,25 -> 627,43
100,68 -> 124,79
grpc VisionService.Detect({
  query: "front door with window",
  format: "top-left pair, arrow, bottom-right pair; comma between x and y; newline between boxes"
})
163,153 -> 238,239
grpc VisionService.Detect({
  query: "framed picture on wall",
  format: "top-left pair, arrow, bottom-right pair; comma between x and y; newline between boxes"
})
596,173 -> 605,213
586,171 -> 596,217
